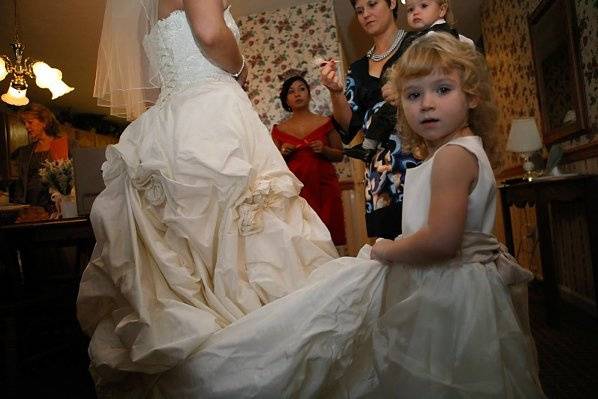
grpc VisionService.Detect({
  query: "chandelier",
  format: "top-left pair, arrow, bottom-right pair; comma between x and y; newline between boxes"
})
0,0 -> 74,106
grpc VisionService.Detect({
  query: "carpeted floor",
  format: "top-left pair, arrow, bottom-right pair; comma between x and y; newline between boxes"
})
529,285 -> 598,398
2,284 -> 596,398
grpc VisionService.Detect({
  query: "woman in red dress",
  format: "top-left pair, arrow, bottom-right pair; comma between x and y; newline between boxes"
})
272,75 -> 346,245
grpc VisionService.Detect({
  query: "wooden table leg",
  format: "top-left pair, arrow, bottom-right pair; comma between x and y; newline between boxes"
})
584,181 -> 598,318
535,197 -> 560,327
500,189 -> 515,255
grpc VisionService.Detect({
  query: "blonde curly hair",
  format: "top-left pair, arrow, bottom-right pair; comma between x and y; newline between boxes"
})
391,33 -> 498,165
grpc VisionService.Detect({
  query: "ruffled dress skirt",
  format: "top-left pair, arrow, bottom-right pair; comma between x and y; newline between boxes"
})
77,80 -> 347,377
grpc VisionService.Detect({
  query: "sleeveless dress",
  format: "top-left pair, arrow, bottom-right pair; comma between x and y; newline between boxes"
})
78,7 -> 542,398
325,136 -> 545,398
271,118 -> 346,245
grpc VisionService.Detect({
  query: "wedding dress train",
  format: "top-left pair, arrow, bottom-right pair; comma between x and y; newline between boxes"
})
78,7 -> 543,398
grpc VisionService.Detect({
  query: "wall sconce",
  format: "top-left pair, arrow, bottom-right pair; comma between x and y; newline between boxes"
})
506,118 -> 543,181
0,0 -> 74,106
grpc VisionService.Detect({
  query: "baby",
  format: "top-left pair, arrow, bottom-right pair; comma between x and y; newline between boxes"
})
344,0 -> 475,163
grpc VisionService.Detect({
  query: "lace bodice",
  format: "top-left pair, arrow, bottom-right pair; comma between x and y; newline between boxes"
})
143,7 -> 240,102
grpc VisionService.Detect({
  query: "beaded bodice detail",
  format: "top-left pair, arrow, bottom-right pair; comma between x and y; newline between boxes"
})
143,7 -> 240,103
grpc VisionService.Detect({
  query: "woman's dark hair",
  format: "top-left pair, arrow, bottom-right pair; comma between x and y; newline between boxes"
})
280,76 -> 310,112
17,103 -> 61,137
349,0 -> 398,19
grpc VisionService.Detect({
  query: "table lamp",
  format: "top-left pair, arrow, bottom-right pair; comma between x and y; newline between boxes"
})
506,118 -> 543,181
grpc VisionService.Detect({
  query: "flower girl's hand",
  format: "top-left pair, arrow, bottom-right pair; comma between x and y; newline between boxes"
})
371,238 -> 394,262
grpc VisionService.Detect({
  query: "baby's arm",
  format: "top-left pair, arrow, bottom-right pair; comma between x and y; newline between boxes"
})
371,145 -> 478,265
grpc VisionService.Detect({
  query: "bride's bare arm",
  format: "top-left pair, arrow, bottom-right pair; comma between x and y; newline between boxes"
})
183,0 -> 244,76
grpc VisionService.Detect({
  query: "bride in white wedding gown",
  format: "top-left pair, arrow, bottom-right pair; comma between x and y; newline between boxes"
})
77,0 -> 387,395
78,1 -> 544,398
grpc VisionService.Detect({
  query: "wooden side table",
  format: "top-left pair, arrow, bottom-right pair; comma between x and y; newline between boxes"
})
499,174 -> 598,326
0,217 -> 95,392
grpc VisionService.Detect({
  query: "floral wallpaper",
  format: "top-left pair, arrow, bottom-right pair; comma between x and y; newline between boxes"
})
576,0 -> 598,131
237,0 -> 353,181
481,0 -> 598,171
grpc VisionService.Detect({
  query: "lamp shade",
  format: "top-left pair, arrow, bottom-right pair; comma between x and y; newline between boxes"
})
1,82 -> 29,106
32,61 -> 61,88
47,79 -> 74,99
506,118 -> 543,153
32,61 -> 74,99
0,58 -> 7,81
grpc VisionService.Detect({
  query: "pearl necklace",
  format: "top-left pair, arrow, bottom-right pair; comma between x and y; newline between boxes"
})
366,30 -> 405,62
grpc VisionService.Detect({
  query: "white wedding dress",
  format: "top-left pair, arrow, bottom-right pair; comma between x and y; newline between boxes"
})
78,7 -> 543,398
77,6 -> 387,395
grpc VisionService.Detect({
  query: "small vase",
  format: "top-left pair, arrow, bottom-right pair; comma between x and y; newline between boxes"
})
50,187 -> 77,219
61,193 -> 78,218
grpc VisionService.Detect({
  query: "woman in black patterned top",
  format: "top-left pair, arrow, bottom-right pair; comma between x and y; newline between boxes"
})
320,0 -> 419,239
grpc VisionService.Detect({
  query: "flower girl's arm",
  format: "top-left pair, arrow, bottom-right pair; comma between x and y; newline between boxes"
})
371,145 -> 478,265
184,0 -> 244,76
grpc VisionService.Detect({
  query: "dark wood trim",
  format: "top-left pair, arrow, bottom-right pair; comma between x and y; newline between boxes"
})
0,113 -> 9,181
563,141 -> 598,164
497,139 -> 598,179
497,165 -> 525,180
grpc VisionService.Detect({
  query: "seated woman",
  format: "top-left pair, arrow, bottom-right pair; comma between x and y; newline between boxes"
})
10,103 -> 69,211
272,75 -> 347,246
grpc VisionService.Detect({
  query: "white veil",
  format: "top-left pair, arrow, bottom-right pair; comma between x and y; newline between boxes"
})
94,0 -> 160,121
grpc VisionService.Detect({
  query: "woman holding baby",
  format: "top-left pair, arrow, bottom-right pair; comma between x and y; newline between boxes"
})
321,0 -> 420,240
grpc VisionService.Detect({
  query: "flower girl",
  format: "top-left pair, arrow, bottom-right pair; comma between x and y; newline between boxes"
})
352,32 -> 546,397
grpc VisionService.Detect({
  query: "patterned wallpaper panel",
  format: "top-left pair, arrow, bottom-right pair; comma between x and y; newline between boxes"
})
236,0 -> 352,180
481,0 -> 598,170
576,0 -> 598,131
237,0 -> 340,127
483,0 -> 598,305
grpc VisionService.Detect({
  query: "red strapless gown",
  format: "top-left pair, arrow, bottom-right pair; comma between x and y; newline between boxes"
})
272,118 -> 346,245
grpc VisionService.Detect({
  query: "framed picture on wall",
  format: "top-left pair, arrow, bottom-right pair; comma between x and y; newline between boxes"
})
528,0 -> 589,144
0,111 -> 29,181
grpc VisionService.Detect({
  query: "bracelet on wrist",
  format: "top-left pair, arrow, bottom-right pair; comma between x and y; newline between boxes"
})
232,56 -> 245,79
